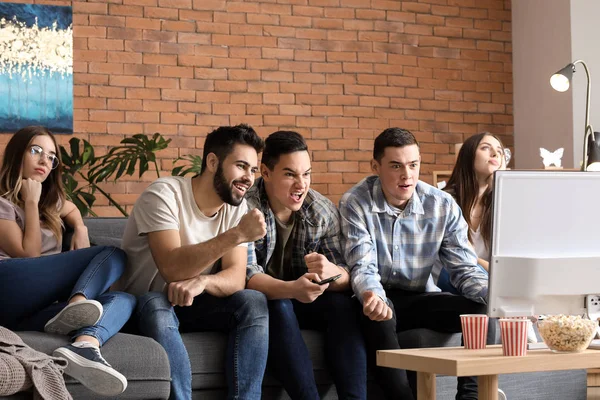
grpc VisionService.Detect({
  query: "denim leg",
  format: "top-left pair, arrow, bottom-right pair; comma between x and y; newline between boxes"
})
293,292 -> 367,400
226,290 -> 269,400
75,291 -> 136,346
267,299 -> 319,400
136,292 -> 191,400
0,246 -> 119,328
175,289 -> 269,400
70,246 -> 127,300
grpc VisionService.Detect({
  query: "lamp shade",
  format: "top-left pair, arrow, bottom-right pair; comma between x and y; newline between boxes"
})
550,63 -> 575,92
587,132 -> 600,171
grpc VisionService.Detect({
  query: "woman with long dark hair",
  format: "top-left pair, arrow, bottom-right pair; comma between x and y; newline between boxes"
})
445,132 -> 507,271
0,126 -> 135,396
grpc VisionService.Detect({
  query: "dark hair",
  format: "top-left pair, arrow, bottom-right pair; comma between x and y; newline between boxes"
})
445,132 -> 505,248
0,126 -> 65,240
261,130 -> 308,170
373,128 -> 419,162
200,124 -> 264,173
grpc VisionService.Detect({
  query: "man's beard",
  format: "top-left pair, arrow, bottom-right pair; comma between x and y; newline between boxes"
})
213,163 -> 246,206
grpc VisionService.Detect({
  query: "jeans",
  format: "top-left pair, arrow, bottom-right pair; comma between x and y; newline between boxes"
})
138,289 -> 269,400
135,292 -> 191,400
359,290 -> 495,400
0,246 -> 135,346
268,292 -> 367,400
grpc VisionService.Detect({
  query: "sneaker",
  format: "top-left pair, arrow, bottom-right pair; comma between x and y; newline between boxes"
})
53,343 -> 127,396
498,388 -> 507,400
44,300 -> 103,335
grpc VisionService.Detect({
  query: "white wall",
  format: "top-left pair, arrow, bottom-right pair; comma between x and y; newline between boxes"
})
570,0 -> 600,167
512,0 -> 573,168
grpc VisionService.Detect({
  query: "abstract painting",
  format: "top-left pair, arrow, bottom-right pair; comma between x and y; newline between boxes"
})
0,3 -> 72,133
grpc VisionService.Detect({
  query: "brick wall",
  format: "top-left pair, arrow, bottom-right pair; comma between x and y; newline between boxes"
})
0,0 -> 513,215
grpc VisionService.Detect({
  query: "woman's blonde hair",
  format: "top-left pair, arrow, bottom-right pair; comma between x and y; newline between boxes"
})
0,126 -> 65,240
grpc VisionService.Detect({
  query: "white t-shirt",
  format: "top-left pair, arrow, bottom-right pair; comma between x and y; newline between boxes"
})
470,226 -> 490,262
113,176 -> 248,296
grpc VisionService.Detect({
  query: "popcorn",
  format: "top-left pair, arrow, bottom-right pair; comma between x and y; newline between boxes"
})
537,315 -> 597,352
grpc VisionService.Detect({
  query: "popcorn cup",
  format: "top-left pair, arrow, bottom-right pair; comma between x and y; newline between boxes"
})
499,318 -> 529,356
460,314 -> 489,350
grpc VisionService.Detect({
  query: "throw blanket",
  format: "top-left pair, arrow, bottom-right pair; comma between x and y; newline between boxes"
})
0,327 -> 71,400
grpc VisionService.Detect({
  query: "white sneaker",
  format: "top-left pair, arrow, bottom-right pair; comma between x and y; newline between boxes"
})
44,300 -> 103,335
498,388 -> 507,400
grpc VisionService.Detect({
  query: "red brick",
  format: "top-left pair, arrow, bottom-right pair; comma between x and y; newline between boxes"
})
90,86 -> 125,98
177,102 -> 211,113
162,89 -> 196,101
127,88 -> 161,100
90,110 -> 125,122
146,77 -> 179,89
123,64 -> 158,77
90,16 -> 125,27
108,99 -> 143,111
110,76 -> 145,87
160,66 -> 194,79
214,81 -> 248,92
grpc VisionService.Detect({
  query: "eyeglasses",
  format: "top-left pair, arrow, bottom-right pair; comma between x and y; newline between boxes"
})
29,145 -> 59,170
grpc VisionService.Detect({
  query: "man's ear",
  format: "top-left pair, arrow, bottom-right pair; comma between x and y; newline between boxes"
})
205,153 -> 219,173
260,163 -> 271,180
371,159 -> 380,175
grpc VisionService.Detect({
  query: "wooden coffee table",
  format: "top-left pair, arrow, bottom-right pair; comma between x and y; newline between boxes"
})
377,345 -> 600,400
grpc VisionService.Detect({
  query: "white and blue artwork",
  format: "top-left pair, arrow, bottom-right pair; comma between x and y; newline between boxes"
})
0,3 -> 73,133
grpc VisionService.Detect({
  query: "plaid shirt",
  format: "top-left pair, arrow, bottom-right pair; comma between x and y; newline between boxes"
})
339,176 -> 488,305
246,178 -> 347,281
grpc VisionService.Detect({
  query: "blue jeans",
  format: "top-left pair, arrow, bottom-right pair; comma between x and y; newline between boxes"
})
137,290 -> 269,400
135,292 -> 191,400
0,246 -> 135,345
268,292 -> 367,400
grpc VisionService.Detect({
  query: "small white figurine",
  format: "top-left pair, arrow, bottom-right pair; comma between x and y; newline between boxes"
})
539,148 -> 564,168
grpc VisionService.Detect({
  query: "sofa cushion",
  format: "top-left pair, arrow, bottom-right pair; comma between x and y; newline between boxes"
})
15,332 -> 170,400
84,217 -> 127,248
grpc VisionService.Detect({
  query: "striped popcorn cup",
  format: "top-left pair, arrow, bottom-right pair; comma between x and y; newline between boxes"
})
499,318 -> 529,356
460,314 -> 489,350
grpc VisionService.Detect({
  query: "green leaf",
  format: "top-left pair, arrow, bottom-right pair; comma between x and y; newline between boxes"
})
69,138 -> 80,161
172,154 -> 203,176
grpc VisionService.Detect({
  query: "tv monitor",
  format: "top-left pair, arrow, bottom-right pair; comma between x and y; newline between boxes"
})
488,170 -> 600,318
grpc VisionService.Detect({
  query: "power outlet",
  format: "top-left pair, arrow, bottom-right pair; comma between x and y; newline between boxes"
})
585,295 -> 600,339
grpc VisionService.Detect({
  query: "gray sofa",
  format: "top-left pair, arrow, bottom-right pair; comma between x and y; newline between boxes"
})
3,217 -> 588,399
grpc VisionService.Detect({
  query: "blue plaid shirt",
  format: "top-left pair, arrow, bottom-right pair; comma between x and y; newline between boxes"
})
339,176 -> 488,305
246,178 -> 347,281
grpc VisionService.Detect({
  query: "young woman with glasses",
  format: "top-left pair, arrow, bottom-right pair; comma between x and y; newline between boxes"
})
0,126 -> 135,396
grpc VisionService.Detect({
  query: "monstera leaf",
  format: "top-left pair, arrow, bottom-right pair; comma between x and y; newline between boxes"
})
172,154 -> 203,177
88,133 -> 171,183
60,138 -> 95,175
62,173 -> 97,217
60,132 -> 173,217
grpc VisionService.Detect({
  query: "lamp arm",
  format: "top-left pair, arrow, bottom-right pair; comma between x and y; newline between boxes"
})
574,60 -> 593,170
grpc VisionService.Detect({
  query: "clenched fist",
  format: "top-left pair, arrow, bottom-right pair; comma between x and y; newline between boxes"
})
20,178 -> 42,204
236,208 -> 267,243
362,291 -> 393,321
168,275 -> 208,307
